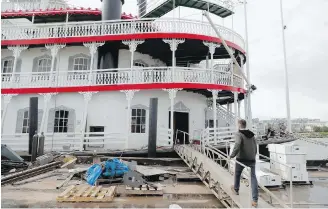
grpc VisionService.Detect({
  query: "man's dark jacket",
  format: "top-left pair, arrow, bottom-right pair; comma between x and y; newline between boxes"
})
230,130 -> 257,162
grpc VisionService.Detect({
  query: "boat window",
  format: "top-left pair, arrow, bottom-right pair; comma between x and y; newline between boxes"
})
131,108 -> 146,133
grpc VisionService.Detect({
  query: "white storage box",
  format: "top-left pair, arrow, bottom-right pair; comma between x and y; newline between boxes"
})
256,170 -> 282,187
276,163 -> 307,173
275,153 -> 307,164
280,171 -> 309,182
257,161 -> 270,171
267,143 -> 306,155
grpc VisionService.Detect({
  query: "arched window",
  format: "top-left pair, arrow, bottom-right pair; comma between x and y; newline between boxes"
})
47,106 -> 75,133
133,60 -> 148,68
131,108 -> 146,133
2,58 -> 14,74
15,108 -> 43,133
73,57 -> 89,71
37,58 -> 52,72
54,110 -> 69,133
22,111 -> 29,133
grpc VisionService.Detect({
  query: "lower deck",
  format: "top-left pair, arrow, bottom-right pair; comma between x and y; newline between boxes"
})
1,89 -> 238,152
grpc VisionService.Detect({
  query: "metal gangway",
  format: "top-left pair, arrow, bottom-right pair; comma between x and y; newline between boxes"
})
174,144 -> 289,208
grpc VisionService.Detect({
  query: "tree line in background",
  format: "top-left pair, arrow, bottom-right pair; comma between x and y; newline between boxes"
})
313,126 -> 328,132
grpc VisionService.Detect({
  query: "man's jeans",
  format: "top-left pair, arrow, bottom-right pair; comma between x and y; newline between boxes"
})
234,161 -> 258,202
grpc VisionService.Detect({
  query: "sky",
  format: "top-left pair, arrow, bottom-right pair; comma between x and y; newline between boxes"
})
68,0 -> 328,121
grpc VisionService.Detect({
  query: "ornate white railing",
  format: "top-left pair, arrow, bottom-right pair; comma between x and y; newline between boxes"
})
1,0 -> 71,12
1,67 -> 244,89
1,18 -> 245,50
1,132 -> 125,152
201,126 -> 237,146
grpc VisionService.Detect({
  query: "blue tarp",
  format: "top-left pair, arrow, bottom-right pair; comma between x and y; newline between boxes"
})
86,158 -> 129,185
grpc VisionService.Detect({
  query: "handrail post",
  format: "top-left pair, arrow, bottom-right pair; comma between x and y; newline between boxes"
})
248,167 -> 252,207
290,167 -> 293,208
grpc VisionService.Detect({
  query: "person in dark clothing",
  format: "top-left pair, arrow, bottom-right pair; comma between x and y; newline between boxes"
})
229,119 -> 258,207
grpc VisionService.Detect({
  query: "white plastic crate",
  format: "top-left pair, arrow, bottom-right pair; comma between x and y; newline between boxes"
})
267,143 -> 306,155
280,170 -> 309,182
275,163 -> 307,173
275,153 -> 307,164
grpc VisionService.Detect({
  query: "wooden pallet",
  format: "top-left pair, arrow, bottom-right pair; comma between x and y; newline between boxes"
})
124,185 -> 163,196
57,185 -> 116,202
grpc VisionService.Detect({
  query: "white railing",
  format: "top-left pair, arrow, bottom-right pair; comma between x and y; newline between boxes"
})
1,67 -> 244,89
158,128 -> 173,147
201,126 -> 237,147
1,132 -> 126,152
175,129 -> 189,144
1,0 -> 73,12
1,18 -> 245,50
138,0 -> 234,17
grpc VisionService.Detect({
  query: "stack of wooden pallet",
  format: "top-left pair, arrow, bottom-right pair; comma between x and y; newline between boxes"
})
57,185 -> 116,202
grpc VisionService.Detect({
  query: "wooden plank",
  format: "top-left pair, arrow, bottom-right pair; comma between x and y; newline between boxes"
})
90,186 -> 102,197
82,186 -> 95,197
61,158 -> 77,169
58,185 -> 75,198
74,185 -> 89,197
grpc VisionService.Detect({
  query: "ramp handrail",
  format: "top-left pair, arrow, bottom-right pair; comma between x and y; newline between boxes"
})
207,145 -> 289,208
259,153 -> 293,207
175,129 -> 189,144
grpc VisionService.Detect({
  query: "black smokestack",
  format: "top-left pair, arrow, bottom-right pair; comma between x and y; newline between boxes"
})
99,0 -> 125,69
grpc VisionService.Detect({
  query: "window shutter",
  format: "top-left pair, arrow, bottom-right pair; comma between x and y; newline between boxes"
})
16,59 -> 22,73
68,55 -> 74,70
88,56 -> 91,69
32,56 -> 38,72
67,109 -> 75,133
47,108 -> 55,133
1,59 -> 4,72
15,109 -> 24,133
38,109 -> 43,132
53,57 -> 57,71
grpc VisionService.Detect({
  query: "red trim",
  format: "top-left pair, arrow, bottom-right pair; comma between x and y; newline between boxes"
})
1,83 -> 246,94
2,33 -> 245,54
1,8 -> 137,19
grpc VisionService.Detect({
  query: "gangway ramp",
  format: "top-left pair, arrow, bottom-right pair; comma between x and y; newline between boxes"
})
175,145 -> 288,208
141,0 -> 233,18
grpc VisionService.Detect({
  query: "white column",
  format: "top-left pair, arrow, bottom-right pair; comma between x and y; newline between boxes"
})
203,42 -> 220,83
83,42 -> 105,84
209,90 -> 218,138
234,92 -> 238,129
163,88 -> 182,144
239,54 -> 245,88
1,94 -> 18,133
122,39 -> 145,69
45,44 -> 65,84
121,90 -> 139,150
238,100 -> 241,118
39,93 -> 57,134
7,45 -> 28,84
244,93 -> 249,123
243,0 -> 253,130
163,39 -> 185,82
78,91 -> 98,151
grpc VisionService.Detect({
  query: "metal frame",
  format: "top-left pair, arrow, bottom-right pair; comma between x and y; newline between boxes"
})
175,144 -> 290,208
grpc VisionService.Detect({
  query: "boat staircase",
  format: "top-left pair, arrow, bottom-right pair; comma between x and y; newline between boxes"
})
174,144 -> 290,208
140,0 -> 234,18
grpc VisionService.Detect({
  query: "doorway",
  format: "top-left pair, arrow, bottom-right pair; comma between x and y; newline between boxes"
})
169,111 -> 189,144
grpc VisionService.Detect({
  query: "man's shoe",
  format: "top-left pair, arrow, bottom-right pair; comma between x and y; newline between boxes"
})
230,185 -> 239,195
252,201 -> 258,208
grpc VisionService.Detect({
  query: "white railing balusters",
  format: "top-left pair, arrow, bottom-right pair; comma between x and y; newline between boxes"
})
2,18 -> 245,51
1,67 -> 244,89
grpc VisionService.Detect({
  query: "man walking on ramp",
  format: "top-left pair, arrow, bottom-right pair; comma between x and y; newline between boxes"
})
230,119 -> 258,207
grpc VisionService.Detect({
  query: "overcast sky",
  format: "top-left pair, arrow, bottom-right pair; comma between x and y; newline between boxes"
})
69,0 -> 328,121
